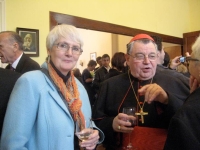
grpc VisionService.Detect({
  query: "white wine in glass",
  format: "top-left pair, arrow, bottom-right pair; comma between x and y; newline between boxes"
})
123,107 -> 136,150
75,119 -> 93,142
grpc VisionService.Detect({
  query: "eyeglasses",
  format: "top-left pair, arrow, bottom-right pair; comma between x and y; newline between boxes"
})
128,53 -> 157,62
54,43 -> 83,55
185,57 -> 200,69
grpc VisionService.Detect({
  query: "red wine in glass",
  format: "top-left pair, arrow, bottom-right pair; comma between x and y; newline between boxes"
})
123,107 -> 137,150
127,120 -> 135,128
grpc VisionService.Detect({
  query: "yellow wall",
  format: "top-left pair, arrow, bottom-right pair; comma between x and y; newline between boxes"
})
5,0 -> 200,66
188,0 -> 200,31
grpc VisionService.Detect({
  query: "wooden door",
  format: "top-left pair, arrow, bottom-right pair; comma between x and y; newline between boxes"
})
183,31 -> 200,55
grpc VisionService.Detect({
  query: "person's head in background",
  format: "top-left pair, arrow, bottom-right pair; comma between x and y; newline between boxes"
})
0,31 -> 23,64
151,35 -> 165,65
96,56 -> 102,67
163,51 -> 170,67
126,34 -> 158,80
46,24 -> 83,76
101,54 -> 110,68
72,68 -> 82,77
87,60 -> 97,71
188,35 -> 200,83
111,52 -> 126,72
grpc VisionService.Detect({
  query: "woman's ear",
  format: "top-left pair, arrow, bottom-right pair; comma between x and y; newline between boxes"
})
47,49 -> 50,55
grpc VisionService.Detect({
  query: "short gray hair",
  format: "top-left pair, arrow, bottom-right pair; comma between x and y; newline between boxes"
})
0,31 -> 24,50
46,24 -> 83,50
191,35 -> 200,60
126,39 -> 157,54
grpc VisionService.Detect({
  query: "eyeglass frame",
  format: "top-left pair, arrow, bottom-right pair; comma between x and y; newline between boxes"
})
53,42 -> 83,55
128,52 -> 158,62
185,57 -> 200,70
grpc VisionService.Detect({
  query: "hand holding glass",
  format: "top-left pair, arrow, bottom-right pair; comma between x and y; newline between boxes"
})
123,107 -> 136,150
123,107 -> 136,127
75,119 -> 93,142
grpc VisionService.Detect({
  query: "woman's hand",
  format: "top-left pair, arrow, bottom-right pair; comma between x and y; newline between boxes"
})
80,129 -> 99,150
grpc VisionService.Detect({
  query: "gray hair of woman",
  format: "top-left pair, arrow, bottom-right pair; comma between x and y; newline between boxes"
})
191,35 -> 200,59
46,24 -> 83,50
126,39 -> 157,54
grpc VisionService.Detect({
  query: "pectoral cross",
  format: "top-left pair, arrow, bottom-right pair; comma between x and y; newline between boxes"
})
135,109 -> 148,124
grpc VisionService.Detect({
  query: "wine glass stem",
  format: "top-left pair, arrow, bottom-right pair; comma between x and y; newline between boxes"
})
128,133 -> 132,148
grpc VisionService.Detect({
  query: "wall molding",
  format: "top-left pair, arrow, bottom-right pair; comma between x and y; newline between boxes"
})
0,0 -> 5,31
0,0 -> 6,68
50,11 -> 183,45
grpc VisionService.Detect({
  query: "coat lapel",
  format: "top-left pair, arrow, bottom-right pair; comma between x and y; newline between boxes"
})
43,73 -> 73,120
15,53 -> 26,73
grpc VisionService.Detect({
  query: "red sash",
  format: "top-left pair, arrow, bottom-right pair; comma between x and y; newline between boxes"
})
122,126 -> 168,150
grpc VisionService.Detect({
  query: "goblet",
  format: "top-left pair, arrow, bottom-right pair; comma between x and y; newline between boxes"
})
123,107 -> 136,150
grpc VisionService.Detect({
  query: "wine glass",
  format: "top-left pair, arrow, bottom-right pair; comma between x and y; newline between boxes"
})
75,118 -> 93,142
123,107 -> 136,150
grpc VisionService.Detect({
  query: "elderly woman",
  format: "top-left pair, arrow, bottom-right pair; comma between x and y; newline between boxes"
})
164,35 -> 200,150
1,25 -> 104,150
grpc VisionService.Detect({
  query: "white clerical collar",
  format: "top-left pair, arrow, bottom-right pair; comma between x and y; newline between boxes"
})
12,53 -> 23,69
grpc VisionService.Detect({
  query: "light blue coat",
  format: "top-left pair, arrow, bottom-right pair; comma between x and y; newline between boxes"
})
1,69 -> 104,150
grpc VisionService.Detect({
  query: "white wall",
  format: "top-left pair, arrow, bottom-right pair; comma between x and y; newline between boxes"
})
76,28 -> 112,73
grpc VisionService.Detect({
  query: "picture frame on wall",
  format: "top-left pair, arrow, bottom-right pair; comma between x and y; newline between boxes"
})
90,52 -> 97,61
16,27 -> 39,57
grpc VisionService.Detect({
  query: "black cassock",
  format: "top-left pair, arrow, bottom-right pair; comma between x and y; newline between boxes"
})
93,70 -> 189,149
164,87 -> 200,150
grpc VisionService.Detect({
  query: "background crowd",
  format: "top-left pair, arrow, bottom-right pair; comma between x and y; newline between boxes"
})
0,24 -> 200,150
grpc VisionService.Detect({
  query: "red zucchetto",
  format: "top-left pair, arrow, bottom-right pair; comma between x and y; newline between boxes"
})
129,34 -> 155,43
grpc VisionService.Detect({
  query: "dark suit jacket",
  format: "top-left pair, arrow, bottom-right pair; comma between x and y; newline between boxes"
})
164,87 -> 200,150
5,53 -> 40,74
93,67 -> 109,93
0,68 -> 21,137
156,64 -> 190,102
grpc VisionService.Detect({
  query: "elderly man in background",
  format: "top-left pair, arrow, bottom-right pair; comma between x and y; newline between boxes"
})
0,31 -> 40,74
164,35 -> 200,150
93,34 -> 189,150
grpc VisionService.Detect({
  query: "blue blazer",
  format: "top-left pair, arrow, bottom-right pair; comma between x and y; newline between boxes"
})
1,69 -> 104,150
